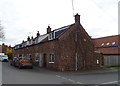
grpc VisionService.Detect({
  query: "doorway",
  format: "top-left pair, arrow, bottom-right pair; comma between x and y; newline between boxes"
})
39,53 -> 47,67
43,54 -> 47,67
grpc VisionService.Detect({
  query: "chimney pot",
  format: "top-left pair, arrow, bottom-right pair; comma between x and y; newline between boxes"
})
31,36 -> 33,39
27,36 -> 30,41
47,26 -> 51,34
37,31 -> 40,37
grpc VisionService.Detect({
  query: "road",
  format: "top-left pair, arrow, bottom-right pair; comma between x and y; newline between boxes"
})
0,62 -> 2,85
1,62 -> 119,85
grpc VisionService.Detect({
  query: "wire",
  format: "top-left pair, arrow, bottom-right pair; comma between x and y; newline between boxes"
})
72,0 -> 74,16
91,0 -> 115,18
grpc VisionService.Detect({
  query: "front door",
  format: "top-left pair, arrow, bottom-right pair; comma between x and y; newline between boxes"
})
39,53 -> 43,67
39,53 -> 47,67
43,54 -> 46,67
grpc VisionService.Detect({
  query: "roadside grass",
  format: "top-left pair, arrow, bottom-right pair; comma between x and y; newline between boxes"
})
106,65 -> 120,70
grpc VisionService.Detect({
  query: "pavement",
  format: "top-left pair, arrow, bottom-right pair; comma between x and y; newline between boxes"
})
33,66 -> 119,75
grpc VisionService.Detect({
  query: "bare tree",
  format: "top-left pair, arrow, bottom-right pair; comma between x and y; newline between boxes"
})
0,21 -> 5,41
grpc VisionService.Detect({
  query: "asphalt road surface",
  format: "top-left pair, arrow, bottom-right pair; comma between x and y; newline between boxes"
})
1,62 -> 119,85
0,62 -> 2,85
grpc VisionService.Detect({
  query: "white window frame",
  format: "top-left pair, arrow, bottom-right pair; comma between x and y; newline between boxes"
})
32,40 -> 35,44
54,26 -> 69,38
24,42 -> 27,47
97,60 -> 99,64
29,40 -> 31,45
31,40 -> 33,45
35,53 -> 39,62
35,38 -> 38,44
48,32 -> 54,40
49,54 -> 55,63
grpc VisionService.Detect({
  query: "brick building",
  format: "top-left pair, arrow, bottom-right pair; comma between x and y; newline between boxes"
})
13,14 -> 102,71
0,43 -> 13,59
93,35 -> 120,66
0,43 -> 9,53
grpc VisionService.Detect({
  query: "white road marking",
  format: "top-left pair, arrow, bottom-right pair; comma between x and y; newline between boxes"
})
61,77 -> 67,80
102,81 -> 119,84
56,75 -> 118,85
68,79 -> 74,82
56,75 -> 61,78
76,81 -> 83,84
56,75 -> 83,84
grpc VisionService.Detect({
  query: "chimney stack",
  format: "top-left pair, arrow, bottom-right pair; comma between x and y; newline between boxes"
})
2,43 -> 5,46
22,40 -> 24,43
27,36 -> 30,41
75,13 -> 80,24
31,36 -> 33,40
47,26 -> 51,34
9,45 -> 11,48
36,31 -> 40,37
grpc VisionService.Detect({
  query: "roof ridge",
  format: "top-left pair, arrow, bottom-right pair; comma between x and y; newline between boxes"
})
53,24 -> 74,31
92,35 -> 120,39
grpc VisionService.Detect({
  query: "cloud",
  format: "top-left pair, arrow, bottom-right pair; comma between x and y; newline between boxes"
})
0,0 -> 118,46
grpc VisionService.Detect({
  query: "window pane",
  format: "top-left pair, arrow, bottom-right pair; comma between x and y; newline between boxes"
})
112,42 -> 116,45
52,54 -> 55,62
101,43 -> 104,46
106,43 -> 110,45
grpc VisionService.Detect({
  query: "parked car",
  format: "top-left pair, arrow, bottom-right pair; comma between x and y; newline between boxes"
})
15,57 -> 33,69
14,57 -> 22,67
10,57 -> 17,66
0,55 -> 8,62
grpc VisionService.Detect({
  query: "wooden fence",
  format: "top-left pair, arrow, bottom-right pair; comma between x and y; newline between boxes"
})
103,55 -> 120,66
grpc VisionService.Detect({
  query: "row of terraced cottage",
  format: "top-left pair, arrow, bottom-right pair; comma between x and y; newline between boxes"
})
13,14 -> 103,71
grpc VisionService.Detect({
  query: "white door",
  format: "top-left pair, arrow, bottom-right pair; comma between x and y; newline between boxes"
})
39,53 -> 43,67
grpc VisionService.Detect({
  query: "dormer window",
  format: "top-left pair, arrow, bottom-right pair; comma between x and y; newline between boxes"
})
29,40 -> 31,45
35,38 -> 38,44
106,42 -> 110,45
26,41 -> 29,46
112,42 -> 116,45
48,32 -> 54,40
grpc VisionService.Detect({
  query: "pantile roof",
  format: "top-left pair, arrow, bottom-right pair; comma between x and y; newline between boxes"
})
93,35 -> 120,54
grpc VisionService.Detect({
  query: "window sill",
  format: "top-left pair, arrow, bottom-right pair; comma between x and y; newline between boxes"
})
35,60 -> 39,62
49,62 -> 54,64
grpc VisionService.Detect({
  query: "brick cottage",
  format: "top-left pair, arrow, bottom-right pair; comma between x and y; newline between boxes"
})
13,14 -> 103,71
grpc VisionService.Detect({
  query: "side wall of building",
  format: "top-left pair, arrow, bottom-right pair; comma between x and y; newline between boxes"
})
76,24 -> 102,70
57,23 -> 102,71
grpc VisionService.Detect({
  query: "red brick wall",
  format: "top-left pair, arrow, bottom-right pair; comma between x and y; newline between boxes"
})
14,40 -> 59,70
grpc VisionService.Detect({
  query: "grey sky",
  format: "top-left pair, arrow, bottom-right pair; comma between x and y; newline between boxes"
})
0,0 -> 118,46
